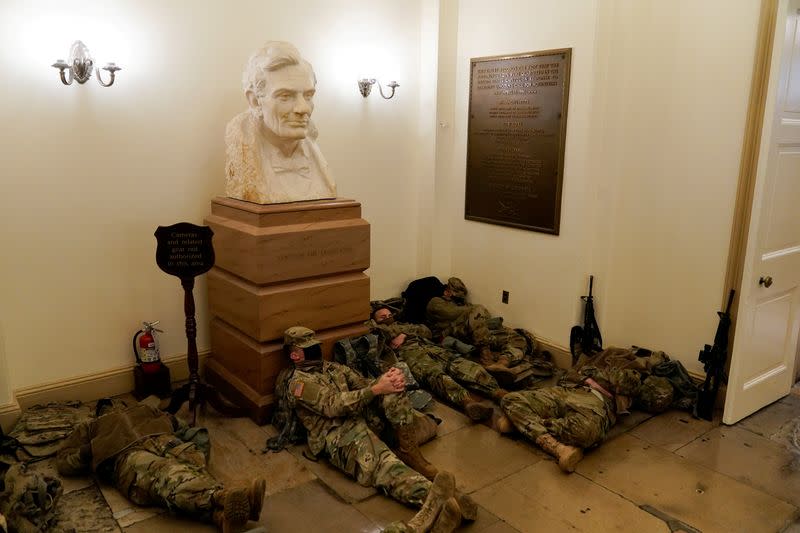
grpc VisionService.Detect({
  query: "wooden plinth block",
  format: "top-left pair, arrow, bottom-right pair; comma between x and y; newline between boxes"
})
206,197 -> 371,425
204,358 -> 273,425
208,269 -> 370,342
209,318 -> 368,396
205,198 -> 370,285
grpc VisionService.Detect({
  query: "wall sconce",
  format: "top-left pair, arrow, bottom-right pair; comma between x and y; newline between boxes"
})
358,79 -> 399,99
51,40 -> 121,87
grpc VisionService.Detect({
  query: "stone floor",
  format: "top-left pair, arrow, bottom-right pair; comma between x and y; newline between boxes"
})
42,387 -> 800,533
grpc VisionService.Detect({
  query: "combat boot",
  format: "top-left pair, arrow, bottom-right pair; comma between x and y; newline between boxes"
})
489,411 -> 514,434
535,433 -> 583,473
412,413 -> 439,446
405,471 -> 455,532
212,485 -> 251,533
430,497 -> 462,533
248,478 -> 267,521
395,424 -> 439,480
454,490 -> 478,522
461,398 -> 493,422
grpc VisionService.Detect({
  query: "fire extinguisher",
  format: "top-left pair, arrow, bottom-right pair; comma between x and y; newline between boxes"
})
133,321 -> 164,374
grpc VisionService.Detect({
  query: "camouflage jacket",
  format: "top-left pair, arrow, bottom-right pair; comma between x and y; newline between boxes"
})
367,319 -> 432,349
425,297 -> 470,332
286,361 -> 377,456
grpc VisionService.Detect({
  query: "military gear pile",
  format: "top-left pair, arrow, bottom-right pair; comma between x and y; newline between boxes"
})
0,463 -> 62,533
637,376 -> 675,414
8,401 -> 93,459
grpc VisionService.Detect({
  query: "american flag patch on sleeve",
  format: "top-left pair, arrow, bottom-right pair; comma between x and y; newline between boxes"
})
292,381 -> 305,398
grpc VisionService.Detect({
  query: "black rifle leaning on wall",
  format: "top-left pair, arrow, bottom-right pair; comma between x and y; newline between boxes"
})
570,275 -> 603,366
694,289 -> 736,421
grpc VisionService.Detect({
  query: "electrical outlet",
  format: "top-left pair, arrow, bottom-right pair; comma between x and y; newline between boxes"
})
502,290 -> 509,304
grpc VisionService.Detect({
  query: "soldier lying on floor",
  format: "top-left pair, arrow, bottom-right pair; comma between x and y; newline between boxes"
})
369,306 -> 509,421
281,326 -> 477,532
56,398 -> 266,532
425,278 -> 553,385
498,346 -> 696,473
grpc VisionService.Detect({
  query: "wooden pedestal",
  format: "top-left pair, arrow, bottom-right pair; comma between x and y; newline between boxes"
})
204,197 -> 371,424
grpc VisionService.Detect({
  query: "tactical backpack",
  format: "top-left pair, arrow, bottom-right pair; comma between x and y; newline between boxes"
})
401,276 -> 445,324
263,367 -> 307,452
333,334 -> 432,410
333,334 -> 385,378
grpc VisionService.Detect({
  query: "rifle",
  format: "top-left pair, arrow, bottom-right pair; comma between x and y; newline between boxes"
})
570,275 -> 603,365
694,289 -> 735,421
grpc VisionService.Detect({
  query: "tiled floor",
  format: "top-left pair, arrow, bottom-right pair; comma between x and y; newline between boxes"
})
44,391 -> 800,533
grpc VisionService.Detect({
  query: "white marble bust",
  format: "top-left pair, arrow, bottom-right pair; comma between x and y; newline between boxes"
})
225,41 -> 336,204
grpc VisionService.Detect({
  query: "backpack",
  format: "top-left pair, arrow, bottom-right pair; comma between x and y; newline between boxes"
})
263,367 -> 307,452
401,276 -> 445,324
333,334 -> 385,378
333,334 -> 433,410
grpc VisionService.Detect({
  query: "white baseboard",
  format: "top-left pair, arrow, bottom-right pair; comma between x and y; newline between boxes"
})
0,351 -> 208,432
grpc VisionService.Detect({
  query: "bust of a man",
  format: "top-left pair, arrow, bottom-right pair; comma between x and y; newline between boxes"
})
225,41 -> 336,204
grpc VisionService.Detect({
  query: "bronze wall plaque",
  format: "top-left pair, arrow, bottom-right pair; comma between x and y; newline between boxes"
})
466,48 -> 571,234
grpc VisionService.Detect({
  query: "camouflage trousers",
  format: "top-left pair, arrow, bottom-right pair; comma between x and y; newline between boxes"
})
360,390 -> 417,437
112,434 -> 220,521
323,418 -> 431,507
399,343 -> 501,404
501,386 -> 614,449
446,305 -> 526,365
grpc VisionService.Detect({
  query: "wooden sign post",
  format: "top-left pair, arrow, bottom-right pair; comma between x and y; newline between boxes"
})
155,222 -> 245,425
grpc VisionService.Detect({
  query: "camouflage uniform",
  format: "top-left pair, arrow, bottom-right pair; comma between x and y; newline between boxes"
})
287,360 -> 432,506
425,279 -> 527,365
563,346 -> 697,412
501,368 -> 641,449
368,319 -> 502,401
56,404 -> 221,522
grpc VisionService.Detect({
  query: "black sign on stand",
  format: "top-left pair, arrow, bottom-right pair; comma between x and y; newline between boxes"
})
155,222 -> 245,426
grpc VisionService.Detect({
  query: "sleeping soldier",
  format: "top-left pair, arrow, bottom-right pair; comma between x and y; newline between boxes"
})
283,326 -> 476,531
499,368 -> 643,473
56,399 -> 266,532
370,306 -> 508,421
425,277 -> 529,372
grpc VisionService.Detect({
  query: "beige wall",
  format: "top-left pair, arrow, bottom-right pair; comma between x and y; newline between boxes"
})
0,0 -> 765,404
433,0 -> 760,373
432,0 -> 603,348
0,0 -> 430,403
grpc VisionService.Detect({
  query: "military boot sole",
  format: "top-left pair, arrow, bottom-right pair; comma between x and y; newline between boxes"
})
430,497 -> 462,533
558,446 -> 584,473
249,478 -> 267,521
219,486 -> 250,533
455,490 -> 478,521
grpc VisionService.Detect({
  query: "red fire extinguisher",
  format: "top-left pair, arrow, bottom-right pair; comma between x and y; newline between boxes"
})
133,321 -> 164,374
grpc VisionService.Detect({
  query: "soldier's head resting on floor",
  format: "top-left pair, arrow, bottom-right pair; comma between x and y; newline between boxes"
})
635,375 -> 674,413
373,307 -> 395,325
283,326 -> 323,369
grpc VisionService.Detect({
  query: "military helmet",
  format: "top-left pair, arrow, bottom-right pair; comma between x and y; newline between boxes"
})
638,375 -> 674,413
446,277 -> 468,298
283,326 -> 321,348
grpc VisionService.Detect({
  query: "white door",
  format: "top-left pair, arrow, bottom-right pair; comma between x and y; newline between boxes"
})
724,0 -> 800,425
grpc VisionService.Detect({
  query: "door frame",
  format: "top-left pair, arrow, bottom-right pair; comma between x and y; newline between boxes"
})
722,0 -> 780,375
